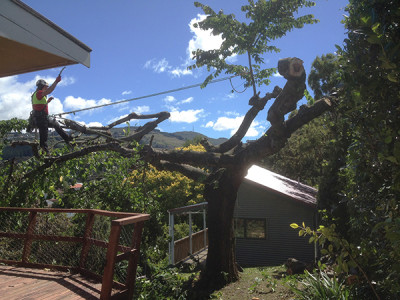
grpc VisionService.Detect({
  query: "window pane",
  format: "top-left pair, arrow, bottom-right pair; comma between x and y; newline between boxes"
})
246,219 -> 266,239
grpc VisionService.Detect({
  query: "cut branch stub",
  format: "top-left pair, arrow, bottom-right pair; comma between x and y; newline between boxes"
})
267,57 -> 306,126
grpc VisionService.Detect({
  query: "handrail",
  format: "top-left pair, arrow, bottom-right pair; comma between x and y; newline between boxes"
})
0,207 -> 149,300
167,202 -> 208,215
0,206 -> 144,218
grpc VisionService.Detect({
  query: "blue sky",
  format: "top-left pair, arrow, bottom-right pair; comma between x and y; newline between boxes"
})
1,0 -> 348,139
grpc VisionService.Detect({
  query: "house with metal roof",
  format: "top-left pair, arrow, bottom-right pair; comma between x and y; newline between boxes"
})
0,0 -> 91,77
234,165 -> 317,267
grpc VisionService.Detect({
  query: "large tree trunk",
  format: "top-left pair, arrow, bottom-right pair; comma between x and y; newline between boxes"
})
201,167 -> 245,286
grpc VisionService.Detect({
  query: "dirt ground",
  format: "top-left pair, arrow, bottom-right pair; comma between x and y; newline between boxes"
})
211,266 -> 297,300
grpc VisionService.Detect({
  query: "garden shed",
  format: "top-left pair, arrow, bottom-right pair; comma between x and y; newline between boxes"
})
234,165 -> 317,267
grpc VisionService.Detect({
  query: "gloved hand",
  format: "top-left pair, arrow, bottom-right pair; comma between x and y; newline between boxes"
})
48,97 -> 54,103
56,75 -> 62,83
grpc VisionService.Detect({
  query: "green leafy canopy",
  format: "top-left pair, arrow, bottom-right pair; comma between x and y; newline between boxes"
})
189,0 -> 318,89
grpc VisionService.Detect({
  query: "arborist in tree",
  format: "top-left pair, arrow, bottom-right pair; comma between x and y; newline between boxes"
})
28,74 -> 72,154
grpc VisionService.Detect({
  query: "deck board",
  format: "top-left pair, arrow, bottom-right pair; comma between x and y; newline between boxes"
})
0,265 -> 107,299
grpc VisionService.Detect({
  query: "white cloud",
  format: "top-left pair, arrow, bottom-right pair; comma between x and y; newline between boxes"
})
87,121 -> 103,127
188,14 -> 224,58
144,58 -> 171,74
206,115 -> 264,137
180,97 -> 193,104
164,95 -> 176,103
205,121 -> 214,128
57,76 -> 76,87
122,90 -> 132,96
225,93 -> 236,99
169,109 -> 204,123
145,58 -> 193,78
171,67 -> 193,77
0,76 -> 36,120
64,96 -> 111,111
64,120 -> 103,129
224,111 -> 240,117
133,105 -> 150,114
73,120 -> 104,128
48,97 -> 64,115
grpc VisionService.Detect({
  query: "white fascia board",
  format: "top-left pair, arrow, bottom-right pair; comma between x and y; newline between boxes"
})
0,0 -> 91,67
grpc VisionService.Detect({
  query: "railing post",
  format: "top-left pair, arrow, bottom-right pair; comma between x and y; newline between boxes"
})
79,212 -> 95,270
22,211 -> 37,264
203,208 -> 207,248
189,212 -> 193,255
100,222 -> 121,300
125,221 -> 144,300
168,212 -> 174,265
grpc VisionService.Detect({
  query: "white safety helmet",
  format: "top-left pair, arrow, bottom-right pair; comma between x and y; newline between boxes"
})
36,79 -> 49,87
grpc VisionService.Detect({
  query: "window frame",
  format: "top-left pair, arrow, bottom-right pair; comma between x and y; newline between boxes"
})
234,217 -> 268,240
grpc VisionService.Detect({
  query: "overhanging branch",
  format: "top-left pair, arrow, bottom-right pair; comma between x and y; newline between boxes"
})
239,96 -> 334,165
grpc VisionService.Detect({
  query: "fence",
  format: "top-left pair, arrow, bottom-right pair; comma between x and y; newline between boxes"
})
0,207 -> 149,300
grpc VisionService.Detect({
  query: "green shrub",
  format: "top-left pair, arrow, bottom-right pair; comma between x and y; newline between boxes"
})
135,266 -> 196,300
288,270 -> 351,300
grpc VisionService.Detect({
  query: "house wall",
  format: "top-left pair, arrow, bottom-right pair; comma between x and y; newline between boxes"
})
235,180 -> 316,267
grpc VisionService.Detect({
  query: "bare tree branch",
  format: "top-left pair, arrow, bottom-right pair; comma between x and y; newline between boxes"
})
210,86 -> 281,154
63,112 -> 171,144
119,112 -> 170,142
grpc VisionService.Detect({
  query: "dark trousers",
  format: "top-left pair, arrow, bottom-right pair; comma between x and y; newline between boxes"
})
33,111 -> 70,151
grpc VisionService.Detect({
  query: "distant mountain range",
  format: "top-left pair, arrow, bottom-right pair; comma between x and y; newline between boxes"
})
110,128 -> 228,149
2,128 -> 228,159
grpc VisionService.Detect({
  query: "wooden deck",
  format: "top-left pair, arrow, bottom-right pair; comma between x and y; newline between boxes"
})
0,265 -> 110,299
0,207 -> 150,299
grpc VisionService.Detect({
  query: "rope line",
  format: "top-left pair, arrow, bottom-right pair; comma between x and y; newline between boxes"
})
53,75 -> 238,117
229,77 -> 248,94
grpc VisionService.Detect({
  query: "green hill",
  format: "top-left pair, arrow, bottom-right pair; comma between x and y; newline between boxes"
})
138,130 -> 227,149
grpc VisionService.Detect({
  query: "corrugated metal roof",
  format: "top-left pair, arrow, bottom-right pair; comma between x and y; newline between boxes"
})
244,165 -> 317,206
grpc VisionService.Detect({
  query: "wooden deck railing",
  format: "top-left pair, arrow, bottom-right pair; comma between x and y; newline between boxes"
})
0,207 -> 149,300
174,228 -> 208,264
168,202 -> 208,265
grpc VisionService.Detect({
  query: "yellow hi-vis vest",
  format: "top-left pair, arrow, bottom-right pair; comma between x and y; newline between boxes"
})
32,91 -> 48,114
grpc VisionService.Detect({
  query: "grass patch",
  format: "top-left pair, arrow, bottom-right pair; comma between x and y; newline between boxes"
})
211,265 -> 297,300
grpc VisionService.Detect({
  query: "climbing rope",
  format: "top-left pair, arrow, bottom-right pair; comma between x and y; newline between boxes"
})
229,77 -> 248,94
52,75 -> 238,117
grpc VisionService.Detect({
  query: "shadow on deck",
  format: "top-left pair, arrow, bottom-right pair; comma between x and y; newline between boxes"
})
0,265 -> 104,299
